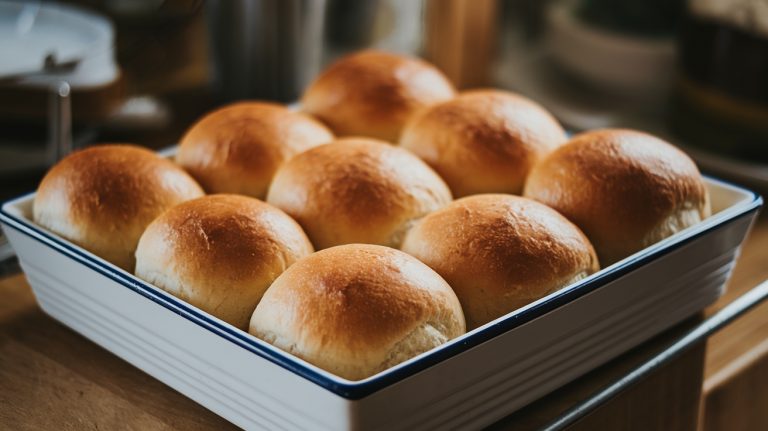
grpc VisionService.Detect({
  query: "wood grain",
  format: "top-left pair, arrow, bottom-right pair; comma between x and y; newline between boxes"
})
424,0 -> 497,89
701,213 -> 768,431
571,344 -> 705,431
703,342 -> 768,431
491,319 -> 706,431
0,274 -> 234,430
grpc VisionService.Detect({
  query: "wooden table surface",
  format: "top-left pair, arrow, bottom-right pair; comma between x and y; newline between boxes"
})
702,211 -> 768,431
1,213 -> 766,430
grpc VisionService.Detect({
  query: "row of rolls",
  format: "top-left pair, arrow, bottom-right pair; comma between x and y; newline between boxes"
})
32,50 -> 711,380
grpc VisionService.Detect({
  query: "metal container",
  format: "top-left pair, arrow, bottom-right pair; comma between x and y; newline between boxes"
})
205,0 -> 326,102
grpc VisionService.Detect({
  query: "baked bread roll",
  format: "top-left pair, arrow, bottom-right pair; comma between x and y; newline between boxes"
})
33,144 -> 204,271
249,244 -> 466,380
399,90 -> 567,197
301,50 -> 455,142
401,194 -> 599,329
135,194 -> 313,330
177,102 -> 333,199
524,129 -> 711,265
266,137 -> 452,249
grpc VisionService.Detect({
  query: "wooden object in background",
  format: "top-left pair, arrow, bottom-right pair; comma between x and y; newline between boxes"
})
569,343 -> 704,431
424,0 -> 497,89
703,341 -> 768,431
702,215 -> 768,431
491,320 -> 706,431
0,273 -> 235,430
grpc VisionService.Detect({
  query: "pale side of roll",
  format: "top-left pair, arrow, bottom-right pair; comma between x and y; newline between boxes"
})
249,244 -> 466,380
33,144 -> 204,271
135,194 -> 313,330
524,129 -> 711,265
402,194 -> 599,329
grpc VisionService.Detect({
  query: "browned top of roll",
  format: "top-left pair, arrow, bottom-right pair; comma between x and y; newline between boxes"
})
400,90 -> 567,197
33,144 -> 204,271
301,50 -> 455,142
523,129 -> 710,264
249,244 -> 465,380
177,102 -> 334,198
135,194 -> 313,329
402,194 -> 598,329
266,137 -> 452,249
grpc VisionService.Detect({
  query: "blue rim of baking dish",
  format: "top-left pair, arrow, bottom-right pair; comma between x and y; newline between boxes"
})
0,176 -> 762,400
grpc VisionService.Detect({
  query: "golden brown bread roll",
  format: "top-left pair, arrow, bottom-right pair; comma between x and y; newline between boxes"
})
301,50 -> 456,142
399,90 -> 567,197
33,144 -> 204,271
523,129 -> 711,265
135,194 -> 313,330
177,102 -> 334,199
401,194 -> 599,329
249,244 -> 466,380
266,137 -> 452,249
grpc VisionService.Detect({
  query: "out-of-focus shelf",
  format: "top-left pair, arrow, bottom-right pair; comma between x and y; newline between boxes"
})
675,145 -> 768,195
495,41 -> 768,194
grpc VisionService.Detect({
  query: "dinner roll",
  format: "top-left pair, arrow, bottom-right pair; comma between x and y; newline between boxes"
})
33,144 -> 204,271
135,194 -> 313,330
301,50 -> 455,142
249,244 -> 465,380
400,90 -> 567,197
267,138 -> 452,249
402,194 -> 599,329
177,102 -> 334,199
524,129 -> 711,265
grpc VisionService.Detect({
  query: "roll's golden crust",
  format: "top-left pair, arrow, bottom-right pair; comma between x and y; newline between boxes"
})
33,144 -> 204,271
135,194 -> 313,330
523,129 -> 711,265
301,50 -> 455,142
249,244 -> 465,380
399,90 -> 567,197
401,194 -> 599,329
266,138 -> 452,249
177,102 -> 334,199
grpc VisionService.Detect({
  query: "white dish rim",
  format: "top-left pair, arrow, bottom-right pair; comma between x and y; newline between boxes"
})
0,176 -> 761,400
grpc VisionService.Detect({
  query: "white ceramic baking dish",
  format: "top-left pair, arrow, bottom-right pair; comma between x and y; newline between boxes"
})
0,177 -> 761,430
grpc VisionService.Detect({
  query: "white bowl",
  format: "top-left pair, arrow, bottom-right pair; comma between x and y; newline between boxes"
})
545,1 -> 676,95
0,1 -> 118,88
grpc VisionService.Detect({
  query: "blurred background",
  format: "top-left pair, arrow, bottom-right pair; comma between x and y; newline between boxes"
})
0,0 -> 767,205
